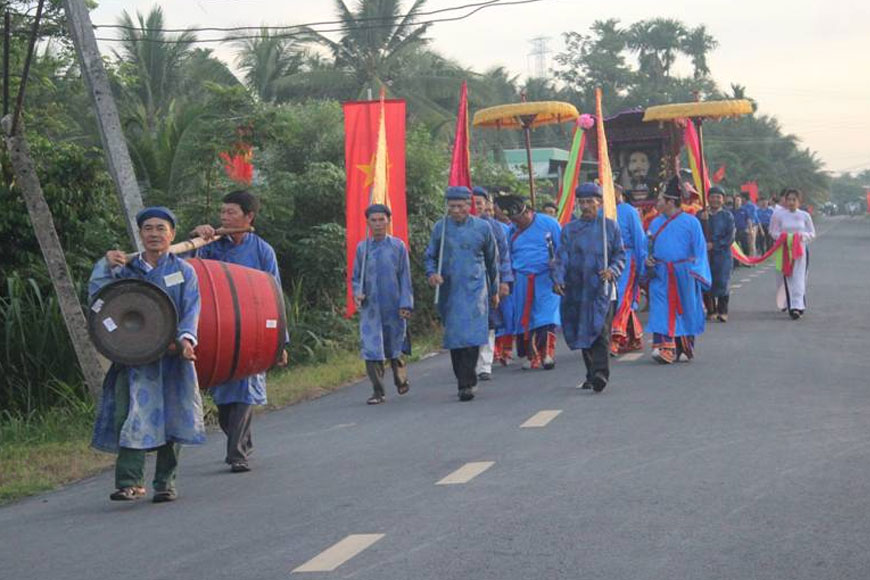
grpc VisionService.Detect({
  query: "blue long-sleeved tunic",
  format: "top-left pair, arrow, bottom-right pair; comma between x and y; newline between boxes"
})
707,209 -> 735,296
424,216 -> 498,349
507,213 -> 562,333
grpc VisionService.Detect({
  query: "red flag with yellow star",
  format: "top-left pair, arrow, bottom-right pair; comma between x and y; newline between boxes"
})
343,96 -> 407,317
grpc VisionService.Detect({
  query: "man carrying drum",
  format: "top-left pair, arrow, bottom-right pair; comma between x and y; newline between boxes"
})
192,190 -> 288,473
90,206 -> 205,503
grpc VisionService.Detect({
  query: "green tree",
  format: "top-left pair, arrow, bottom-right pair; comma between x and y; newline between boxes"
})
232,28 -> 308,103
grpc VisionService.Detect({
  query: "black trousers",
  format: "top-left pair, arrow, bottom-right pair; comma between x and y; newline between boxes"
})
582,305 -> 614,384
735,229 -> 751,259
450,347 -> 480,389
217,403 -> 254,465
716,295 -> 729,315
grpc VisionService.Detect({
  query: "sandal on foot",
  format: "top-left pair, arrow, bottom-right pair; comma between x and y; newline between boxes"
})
366,395 -> 385,405
397,383 -> 410,395
152,489 -> 177,503
110,486 -> 146,501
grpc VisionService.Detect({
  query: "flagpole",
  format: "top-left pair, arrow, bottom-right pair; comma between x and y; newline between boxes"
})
433,215 -> 447,305
602,205 -> 609,298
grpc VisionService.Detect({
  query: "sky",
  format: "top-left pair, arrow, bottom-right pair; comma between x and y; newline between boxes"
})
90,0 -> 870,174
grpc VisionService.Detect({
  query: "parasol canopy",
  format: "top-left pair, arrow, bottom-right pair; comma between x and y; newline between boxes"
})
473,101 -> 580,129
642,99 -> 753,122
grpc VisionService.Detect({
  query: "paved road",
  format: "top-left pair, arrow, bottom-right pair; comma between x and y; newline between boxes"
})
3,217 -> 870,580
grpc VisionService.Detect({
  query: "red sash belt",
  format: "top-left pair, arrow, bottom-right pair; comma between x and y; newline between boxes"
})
521,273 -> 536,339
656,257 -> 692,337
612,257 -> 637,332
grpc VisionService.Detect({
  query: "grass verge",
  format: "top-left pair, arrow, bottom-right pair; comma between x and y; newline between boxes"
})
0,331 -> 442,505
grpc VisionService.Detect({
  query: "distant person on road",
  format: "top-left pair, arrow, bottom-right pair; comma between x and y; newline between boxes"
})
553,183 -> 625,392
471,187 -> 513,381
495,195 -> 563,371
192,190 -> 288,473
351,204 -> 413,405
756,197 -> 774,254
769,189 -> 816,320
542,201 -> 559,218
645,177 -> 711,364
425,186 -> 499,401
741,192 -> 761,257
610,184 -> 647,355
729,194 -> 752,265
699,187 -> 736,322
90,207 -> 205,503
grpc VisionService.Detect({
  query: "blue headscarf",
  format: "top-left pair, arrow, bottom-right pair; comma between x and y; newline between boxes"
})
135,206 -> 177,228
445,186 -> 472,201
575,182 -> 602,198
364,203 -> 392,218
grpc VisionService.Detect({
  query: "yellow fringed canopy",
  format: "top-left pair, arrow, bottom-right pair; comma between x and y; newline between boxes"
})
473,101 -> 579,129
642,99 -> 754,122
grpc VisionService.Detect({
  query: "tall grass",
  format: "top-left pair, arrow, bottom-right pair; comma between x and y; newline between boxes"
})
0,274 -> 89,415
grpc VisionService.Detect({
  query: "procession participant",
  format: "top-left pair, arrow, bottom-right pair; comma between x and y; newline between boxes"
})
424,186 -> 499,401
90,207 -> 205,503
192,190 -> 287,473
742,191 -> 761,257
490,196 -> 517,366
542,201 -> 559,218
645,177 -> 711,364
757,197 -> 774,254
472,187 -> 513,380
610,184 -> 647,354
729,194 -> 752,265
769,188 -> 816,319
351,204 -> 413,404
554,183 -> 625,392
494,195 -> 563,370
700,186 -> 736,322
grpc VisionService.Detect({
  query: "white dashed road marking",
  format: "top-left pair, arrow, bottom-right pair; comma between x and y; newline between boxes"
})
293,534 -> 385,573
520,410 -> 562,428
436,461 -> 495,485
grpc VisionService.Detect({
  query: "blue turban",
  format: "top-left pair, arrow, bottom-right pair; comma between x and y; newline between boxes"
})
575,182 -> 602,198
445,186 -> 472,201
135,206 -> 177,228
364,203 -> 392,218
471,186 -> 490,200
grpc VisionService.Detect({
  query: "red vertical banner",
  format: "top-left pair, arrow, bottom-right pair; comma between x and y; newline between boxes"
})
741,181 -> 759,203
343,99 -> 407,318
865,188 -> 870,214
448,81 -> 472,189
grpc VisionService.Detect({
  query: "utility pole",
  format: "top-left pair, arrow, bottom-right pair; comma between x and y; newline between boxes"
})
528,36 -> 551,79
62,0 -> 144,251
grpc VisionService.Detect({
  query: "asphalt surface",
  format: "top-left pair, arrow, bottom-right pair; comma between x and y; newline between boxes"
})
2,216 -> 870,580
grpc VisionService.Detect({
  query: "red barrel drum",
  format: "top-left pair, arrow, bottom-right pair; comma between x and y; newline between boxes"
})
188,258 -> 286,388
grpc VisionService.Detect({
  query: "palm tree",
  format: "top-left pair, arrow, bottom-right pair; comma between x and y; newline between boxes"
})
681,25 -> 718,79
303,0 -> 430,96
233,28 -> 307,103
626,18 -> 686,81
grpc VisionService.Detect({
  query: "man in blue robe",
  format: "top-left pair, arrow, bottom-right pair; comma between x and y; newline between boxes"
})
351,204 -> 413,405
471,187 -> 513,381
610,185 -> 647,355
494,195 -> 562,371
90,207 -> 205,503
554,183 -> 625,392
757,197 -> 774,254
492,197 -> 517,365
729,194 -> 752,265
645,177 -> 712,364
699,186 -> 736,322
192,190 -> 287,473
424,186 -> 499,401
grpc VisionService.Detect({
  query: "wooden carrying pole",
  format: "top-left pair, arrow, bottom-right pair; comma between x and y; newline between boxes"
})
125,227 -> 254,261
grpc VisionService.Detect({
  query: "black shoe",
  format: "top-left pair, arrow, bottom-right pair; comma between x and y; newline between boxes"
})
152,489 -> 177,503
789,309 -> 800,320
458,387 -> 475,402
477,372 -> 491,381
591,377 -> 607,393
576,381 -> 593,390
230,462 -> 251,473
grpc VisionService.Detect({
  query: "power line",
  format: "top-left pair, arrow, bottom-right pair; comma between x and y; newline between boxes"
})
89,0 -> 547,44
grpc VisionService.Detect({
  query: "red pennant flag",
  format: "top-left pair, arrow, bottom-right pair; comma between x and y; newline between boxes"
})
448,81 -> 475,214
219,143 -> 254,185
741,181 -> 759,203
343,98 -> 407,318
712,164 -> 726,184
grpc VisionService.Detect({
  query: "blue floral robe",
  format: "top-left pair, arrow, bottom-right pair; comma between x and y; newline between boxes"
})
646,212 -> 711,338
196,233 -> 284,406
90,253 -> 206,452
554,216 -> 625,349
424,216 -> 498,349
507,213 -> 562,333
707,209 -> 735,297
351,235 -> 413,360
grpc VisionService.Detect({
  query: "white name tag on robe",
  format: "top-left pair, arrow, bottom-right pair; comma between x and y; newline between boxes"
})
164,271 -> 184,287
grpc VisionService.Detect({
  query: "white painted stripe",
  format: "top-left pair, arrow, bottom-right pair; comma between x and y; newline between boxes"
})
293,534 -> 384,573
436,461 -> 495,485
740,278 -> 751,282
520,410 -> 562,428
732,284 -> 743,289
620,352 -> 644,361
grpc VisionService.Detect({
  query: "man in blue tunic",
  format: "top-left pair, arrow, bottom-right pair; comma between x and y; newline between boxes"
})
610,185 -> 647,355
192,190 -> 287,472
756,197 -> 774,254
471,187 -> 513,381
554,183 -> 625,392
351,204 -> 413,405
494,195 -> 562,371
699,186 -> 736,322
424,186 -> 499,401
729,194 -> 752,265
645,177 -> 712,364
90,207 -> 205,503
